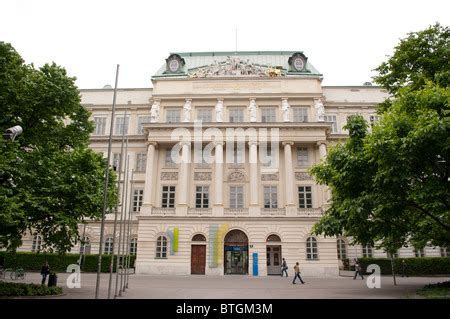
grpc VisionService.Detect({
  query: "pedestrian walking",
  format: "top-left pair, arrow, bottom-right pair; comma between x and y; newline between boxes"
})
281,258 -> 288,277
400,259 -> 408,278
292,262 -> 305,284
353,260 -> 364,280
40,260 -> 50,285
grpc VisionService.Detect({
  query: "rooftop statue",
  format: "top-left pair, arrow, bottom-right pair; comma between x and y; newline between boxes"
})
314,98 -> 325,122
150,100 -> 160,123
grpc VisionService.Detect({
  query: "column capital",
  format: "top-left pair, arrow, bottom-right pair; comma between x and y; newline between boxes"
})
180,141 -> 191,147
282,141 -> 294,147
316,140 -> 328,147
213,141 -> 224,147
146,141 -> 158,148
248,141 -> 259,147
217,97 -> 224,101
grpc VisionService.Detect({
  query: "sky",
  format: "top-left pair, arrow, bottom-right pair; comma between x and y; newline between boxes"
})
1,0 -> 449,89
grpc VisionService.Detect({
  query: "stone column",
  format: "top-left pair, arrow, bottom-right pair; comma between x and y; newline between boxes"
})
178,142 -> 190,211
214,142 -> 224,206
141,142 -> 158,215
283,142 -> 295,207
249,141 -> 259,216
317,141 -> 330,208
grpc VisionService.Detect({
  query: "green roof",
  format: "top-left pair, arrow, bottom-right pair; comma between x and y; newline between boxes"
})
152,51 -> 322,79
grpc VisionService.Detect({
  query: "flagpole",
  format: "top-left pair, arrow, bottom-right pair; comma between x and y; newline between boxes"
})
119,148 -> 130,296
95,64 -> 119,299
124,169 -> 135,290
108,108 -> 127,299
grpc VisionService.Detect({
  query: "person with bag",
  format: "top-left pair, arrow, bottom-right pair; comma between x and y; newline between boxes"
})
281,258 -> 288,277
292,262 -> 305,284
40,260 -> 50,285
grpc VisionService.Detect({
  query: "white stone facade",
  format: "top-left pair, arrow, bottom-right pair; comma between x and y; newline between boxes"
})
15,52 -> 448,276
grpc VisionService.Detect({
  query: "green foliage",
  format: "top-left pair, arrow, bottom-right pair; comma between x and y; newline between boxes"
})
0,251 -> 136,272
310,23 -> 450,253
417,281 -> 450,299
358,258 -> 450,276
0,42 -> 118,252
0,281 -> 63,297
373,23 -> 449,96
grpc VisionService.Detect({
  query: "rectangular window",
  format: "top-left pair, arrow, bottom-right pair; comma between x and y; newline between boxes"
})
261,107 -> 276,122
363,244 -> 373,258
229,186 -> 244,208
135,153 -> 147,172
195,186 -> 209,208
293,107 -> 308,122
229,146 -> 244,164
297,147 -> 309,166
229,108 -> 244,123
166,109 -> 181,123
93,117 -> 106,135
132,189 -> 144,212
324,115 -> 337,133
115,116 -> 129,135
298,186 -> 312,208
137,116 -> 151,134
162,186 -> 176,208
197,109 -> 212,122
264,186 -> 278,208
165,149 -> 176,167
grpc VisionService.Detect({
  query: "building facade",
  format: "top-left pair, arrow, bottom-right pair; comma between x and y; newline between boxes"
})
16,51 -> 449,275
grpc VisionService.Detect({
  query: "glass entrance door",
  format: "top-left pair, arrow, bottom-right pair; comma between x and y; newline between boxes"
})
224,246 -> 248,274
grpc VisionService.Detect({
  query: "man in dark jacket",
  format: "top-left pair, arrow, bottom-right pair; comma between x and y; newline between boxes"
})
400,260 -> 408,277
40,261 -> 50,285
281,258 -> 288,277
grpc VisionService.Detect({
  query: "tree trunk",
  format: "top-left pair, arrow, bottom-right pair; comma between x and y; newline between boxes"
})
390,255 -> 397,286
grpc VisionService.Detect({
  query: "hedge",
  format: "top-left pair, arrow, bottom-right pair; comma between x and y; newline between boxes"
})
0,282 -> 63,297
0,252 -> 136,273
358,257 -> 450,275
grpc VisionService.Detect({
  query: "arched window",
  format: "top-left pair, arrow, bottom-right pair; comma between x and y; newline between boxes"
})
104,237 -> 114,255
336,239 -> 347,259
306,237 -> 318,260
362,244 -> 373,258
192,234 -> 206,242
32,234 -> 42,253
156,236 -> 168,258
129,238 -> 137,255
80,236 -> 91,254
266,234 -> 281,242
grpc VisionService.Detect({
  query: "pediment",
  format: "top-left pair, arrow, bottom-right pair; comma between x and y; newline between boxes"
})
188,56 -> 285,78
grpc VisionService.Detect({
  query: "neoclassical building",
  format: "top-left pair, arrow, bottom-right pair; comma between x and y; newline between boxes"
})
18,51 -> 449,275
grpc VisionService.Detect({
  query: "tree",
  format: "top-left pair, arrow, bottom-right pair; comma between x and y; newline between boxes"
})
373,23 -> 449,96
310,24 -> 450,259
0,42 -> 117,252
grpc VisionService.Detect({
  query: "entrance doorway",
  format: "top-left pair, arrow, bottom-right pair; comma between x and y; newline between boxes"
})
191,234 -> 206,275
224,230 -> 248,275
266,234 -> 282,275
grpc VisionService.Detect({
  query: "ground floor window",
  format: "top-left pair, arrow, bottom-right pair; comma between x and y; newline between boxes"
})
32,234 -> 42,253
414,247 -> 425,257
104,237 -> 114,254
440,247 -> 449,257
306,237 -> 318,260
129,238 -> 137,255
362,244 -> 373,258
156,235 -> 168,258
80,236 -> 91,254
336,239 -> 347,259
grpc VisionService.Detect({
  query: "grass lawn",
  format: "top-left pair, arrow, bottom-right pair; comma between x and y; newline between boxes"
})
416,281 -> 450,299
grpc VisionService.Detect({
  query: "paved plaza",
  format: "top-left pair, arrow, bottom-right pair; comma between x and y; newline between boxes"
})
3,272 -> 449,299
